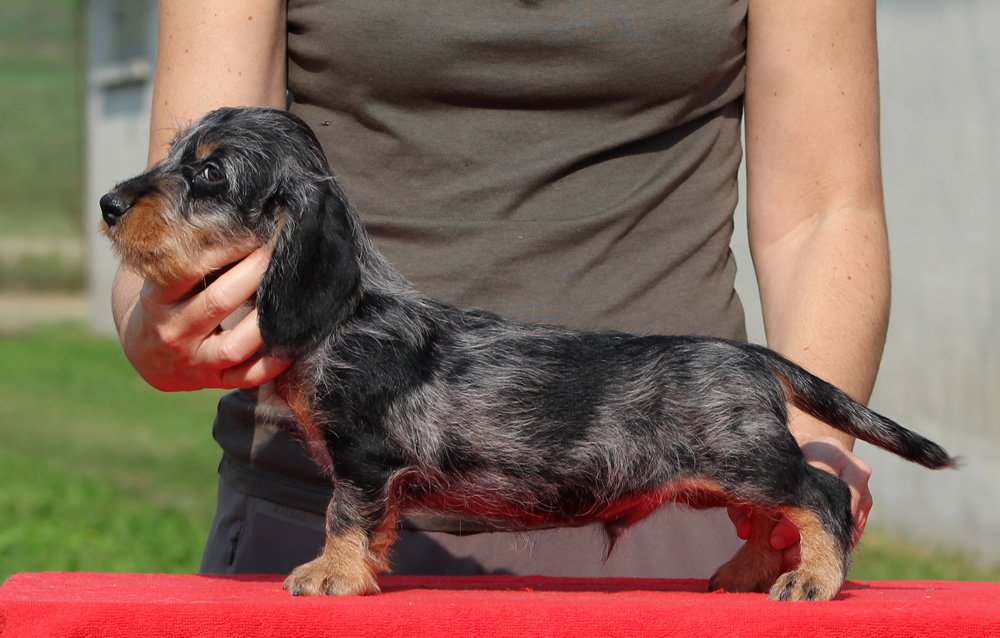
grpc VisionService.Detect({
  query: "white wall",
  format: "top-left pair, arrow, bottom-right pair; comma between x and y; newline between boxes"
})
733,0 -> 1000,563
868,0 -> 999,563
85,0 -> 156,336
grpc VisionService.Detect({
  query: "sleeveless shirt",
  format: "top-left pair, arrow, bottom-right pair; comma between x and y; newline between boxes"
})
214,0 -> 749,516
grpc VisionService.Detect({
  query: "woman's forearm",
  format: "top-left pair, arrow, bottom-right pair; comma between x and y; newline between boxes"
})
753,205 -> 890,447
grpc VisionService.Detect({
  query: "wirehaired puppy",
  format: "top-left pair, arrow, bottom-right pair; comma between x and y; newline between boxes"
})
100,107 -> 956,602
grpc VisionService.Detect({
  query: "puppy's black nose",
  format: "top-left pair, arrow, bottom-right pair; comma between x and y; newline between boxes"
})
100,193 -> 131,226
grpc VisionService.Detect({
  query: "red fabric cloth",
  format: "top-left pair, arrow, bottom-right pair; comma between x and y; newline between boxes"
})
2,573 -> 998,637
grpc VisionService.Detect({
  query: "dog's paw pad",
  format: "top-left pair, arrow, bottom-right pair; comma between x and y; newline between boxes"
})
283,559 -> 378,596
767,570 -> 840,602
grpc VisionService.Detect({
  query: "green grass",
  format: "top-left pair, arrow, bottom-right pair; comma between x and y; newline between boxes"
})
0,0 -> 84,238
850,531 -> 1000,583
0,323 -> 225,582
2,324 -> 998,587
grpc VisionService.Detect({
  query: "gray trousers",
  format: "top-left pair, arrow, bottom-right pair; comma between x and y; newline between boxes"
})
200,474 -> 743,578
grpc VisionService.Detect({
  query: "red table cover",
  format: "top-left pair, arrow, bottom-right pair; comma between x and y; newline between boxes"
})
2,573 -> 998,637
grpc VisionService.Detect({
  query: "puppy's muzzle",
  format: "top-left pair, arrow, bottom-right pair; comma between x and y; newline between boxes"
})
100,193 -> 131,227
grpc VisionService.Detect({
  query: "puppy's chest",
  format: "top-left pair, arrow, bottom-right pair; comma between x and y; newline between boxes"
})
276,341 -> 415,421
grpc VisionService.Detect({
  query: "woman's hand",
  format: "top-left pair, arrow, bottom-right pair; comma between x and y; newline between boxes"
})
113,244 -> 292,392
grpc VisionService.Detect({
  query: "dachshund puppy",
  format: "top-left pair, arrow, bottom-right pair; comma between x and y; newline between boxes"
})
100,107 -> 956,601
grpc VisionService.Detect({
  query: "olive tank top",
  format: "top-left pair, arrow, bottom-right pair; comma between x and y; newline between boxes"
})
214,0 -> 749,514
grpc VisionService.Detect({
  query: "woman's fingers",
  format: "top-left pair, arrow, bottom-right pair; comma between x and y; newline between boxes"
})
125,245 -> 286,391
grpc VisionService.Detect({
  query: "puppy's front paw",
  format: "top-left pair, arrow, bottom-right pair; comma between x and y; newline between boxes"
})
283,556 -> 380,596
767,569 -> 841,602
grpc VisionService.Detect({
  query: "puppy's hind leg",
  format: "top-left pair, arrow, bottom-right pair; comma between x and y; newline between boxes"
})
284,484 -> 399,596
710,465 -> 854,601
767,469 -> 854,601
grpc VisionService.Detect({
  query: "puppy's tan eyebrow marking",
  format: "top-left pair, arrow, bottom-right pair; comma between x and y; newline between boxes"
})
195,143 -> 217,161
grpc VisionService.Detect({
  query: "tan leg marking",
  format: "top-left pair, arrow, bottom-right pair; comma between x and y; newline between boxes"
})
767,507 -> 847,601
367,509 -> 401,573
284,528 -> 382,596
283,504 -> 402,597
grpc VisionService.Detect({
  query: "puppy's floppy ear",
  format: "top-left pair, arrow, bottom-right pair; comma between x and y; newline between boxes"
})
257,178 -> 361,356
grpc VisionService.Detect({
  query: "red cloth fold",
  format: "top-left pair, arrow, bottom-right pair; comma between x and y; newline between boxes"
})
2,573 -> 998,638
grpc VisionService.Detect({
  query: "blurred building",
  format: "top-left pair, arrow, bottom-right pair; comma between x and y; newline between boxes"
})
86,0 -> 1000,563
85,0 -> 155,335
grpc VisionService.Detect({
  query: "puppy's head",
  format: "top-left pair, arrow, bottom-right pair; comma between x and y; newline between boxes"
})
101,107 -> 361,355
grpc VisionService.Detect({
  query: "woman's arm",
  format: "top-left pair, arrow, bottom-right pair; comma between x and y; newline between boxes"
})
738,0 -> 889,557
112,0 -> 291,391
145,0 -> 288,164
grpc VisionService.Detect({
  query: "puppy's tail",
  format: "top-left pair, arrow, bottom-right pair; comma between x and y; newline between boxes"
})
749,344 -> 958,470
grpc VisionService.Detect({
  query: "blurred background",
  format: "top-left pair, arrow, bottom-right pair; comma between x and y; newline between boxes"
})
1,0 -> 997,584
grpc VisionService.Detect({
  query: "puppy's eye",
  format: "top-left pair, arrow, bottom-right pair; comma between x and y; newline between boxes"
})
198,162 -> 223,183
